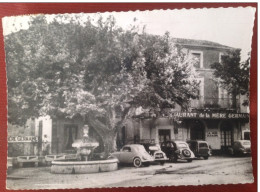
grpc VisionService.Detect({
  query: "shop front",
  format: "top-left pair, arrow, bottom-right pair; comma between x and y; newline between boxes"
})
124,111 -> 249,153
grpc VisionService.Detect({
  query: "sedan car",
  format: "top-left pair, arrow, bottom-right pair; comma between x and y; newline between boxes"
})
229,140 -> 251,156
110,144 -> 154,167
161,141 -> 195,162
139,140 -> 168,165
187,140 -> 212,159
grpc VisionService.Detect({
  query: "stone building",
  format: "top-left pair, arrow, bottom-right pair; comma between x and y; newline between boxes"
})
121,38 -> 249,153
7,38 -> 249,157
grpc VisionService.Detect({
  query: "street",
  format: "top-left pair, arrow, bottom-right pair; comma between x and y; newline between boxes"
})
7,156 -> 254,189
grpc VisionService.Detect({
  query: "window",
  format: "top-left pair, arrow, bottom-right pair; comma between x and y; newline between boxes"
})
190,51 -> 203,68
122,146 -> 131,152
219,52 -> 225,63
243,131 -> 251,140
218,86 -> 228,99
199,143 -> 208,148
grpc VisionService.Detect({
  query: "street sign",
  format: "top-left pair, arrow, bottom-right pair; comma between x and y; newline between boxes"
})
8,136 -> 39,143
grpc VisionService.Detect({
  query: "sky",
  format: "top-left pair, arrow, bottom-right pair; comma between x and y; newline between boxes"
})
3,7 -> 256,60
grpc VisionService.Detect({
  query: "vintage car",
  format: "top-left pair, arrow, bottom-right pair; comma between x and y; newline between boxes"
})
187,140 -> 212,159
110,144 -> 154,167
229,140 -> 251,156
138,140 -> 168,165
161,140 -> 195,162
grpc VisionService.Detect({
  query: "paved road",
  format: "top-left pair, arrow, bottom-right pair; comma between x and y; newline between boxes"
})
7,156 -> 254,189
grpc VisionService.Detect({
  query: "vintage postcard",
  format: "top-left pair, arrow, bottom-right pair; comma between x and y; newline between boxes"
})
3,7 -> 255,189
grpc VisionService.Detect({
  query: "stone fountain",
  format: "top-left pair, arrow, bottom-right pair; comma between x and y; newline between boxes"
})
51,125 -> 118,174
72,125 -> 99,161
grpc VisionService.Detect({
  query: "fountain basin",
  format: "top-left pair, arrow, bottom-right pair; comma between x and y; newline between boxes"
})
51,158 -> 118,174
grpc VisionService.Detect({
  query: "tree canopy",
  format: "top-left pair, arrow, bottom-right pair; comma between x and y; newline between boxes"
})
210,49 -> 250,106
5,14 -> 199,153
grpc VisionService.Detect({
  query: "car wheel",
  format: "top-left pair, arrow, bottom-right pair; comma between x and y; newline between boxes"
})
133,157 -> 142,168
182,149 -> 191,157
203,156 -> 209,160
187,159 -> 192,162
160,161 -> 165,165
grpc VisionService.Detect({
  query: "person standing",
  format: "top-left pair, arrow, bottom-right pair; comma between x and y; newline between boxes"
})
42,134 -> 50,156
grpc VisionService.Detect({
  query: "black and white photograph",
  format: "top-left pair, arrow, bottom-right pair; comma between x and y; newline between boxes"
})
3,7 -> 255,189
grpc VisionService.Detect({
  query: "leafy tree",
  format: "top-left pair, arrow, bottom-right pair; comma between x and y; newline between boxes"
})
210,49 -> 250,107
137,32 -> 199,114
5,14 -> 199,155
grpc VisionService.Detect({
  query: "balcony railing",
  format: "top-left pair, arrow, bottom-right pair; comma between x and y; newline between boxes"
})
190,97 -> 239,110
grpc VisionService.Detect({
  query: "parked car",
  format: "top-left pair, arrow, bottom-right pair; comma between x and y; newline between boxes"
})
187,140 -> 212,159
110,144 -> 154,167
138,140 -> 168,165
160,141 -> 195,162
228,140 -> 251,156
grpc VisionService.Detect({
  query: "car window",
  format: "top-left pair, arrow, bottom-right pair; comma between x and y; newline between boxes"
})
122,146 -> 131,152
166,142 -> 174,148
199,143 -> 208,148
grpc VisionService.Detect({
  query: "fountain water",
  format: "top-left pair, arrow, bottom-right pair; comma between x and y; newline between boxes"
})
51,125 -> 118,174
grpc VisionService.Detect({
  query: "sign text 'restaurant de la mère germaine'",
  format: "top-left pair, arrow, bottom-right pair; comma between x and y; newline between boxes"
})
172,112 -> 249,119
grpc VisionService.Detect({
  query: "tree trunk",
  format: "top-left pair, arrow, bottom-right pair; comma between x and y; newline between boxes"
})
100,130 -> 117,157
86,111 -> 125,157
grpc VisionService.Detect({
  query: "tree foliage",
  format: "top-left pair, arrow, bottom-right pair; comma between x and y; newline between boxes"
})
5,14 -> 199,154
210,49 -> 250,106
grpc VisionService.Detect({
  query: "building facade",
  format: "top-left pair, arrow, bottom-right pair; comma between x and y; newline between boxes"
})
7,38 -> 249,157
122,38 -> 249,153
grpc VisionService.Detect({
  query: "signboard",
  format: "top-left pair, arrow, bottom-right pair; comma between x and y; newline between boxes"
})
8,136 -> 39,143
172,112 -> 249,119
207,131 -> 218,137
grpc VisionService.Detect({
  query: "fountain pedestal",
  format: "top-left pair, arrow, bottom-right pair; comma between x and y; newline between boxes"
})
51,125 -> 118,174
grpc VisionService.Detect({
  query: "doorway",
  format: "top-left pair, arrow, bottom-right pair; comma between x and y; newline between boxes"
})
190,120 -> 205,140
64,124 -> 78,151
158,129 -> 171,143
220,121 -> 233,151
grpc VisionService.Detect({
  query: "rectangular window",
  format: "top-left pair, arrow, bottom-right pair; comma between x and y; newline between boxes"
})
219,52 -> 225,63
190,51 -> 203,68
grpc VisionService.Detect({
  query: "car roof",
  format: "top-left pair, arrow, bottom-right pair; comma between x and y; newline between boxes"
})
163,140 -> 187,144
187,140 -> 208,143
174,141 -> 188,144
123,144 -> 143,148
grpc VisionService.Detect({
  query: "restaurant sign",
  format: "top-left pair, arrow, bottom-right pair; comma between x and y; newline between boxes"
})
8,136 -> 39,143
173,112 -> 249,119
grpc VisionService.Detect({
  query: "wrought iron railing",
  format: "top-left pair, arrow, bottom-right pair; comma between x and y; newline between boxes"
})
190,97 -> 239,110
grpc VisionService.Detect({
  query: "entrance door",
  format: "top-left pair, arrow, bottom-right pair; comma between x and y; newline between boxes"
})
220,121 -> 233,151
190,120 -> 205,140
159,129 -> 171,143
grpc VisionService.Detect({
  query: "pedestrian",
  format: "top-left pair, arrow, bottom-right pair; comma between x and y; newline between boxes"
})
42,134 -> 50,156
